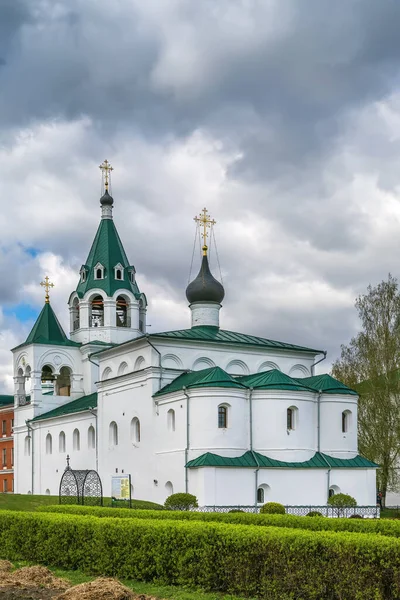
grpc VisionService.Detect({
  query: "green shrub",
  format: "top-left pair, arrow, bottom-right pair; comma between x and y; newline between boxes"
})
307,511 -> 324,517
328,493 -> 357,507
164,493 -> 198,511
109,499 -> 164,510
2,510 -> 400,598
259,502 -> 286,514
228,509 -> 245,513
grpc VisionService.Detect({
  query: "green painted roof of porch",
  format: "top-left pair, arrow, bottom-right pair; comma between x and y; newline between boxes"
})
0,395 -> 13,407
30,392 -> 97,422
186,451 -> 378,469
13,303 -> 80,350
297,374 -> 357,395
154,366 -> 246,397
237,369 -> 314,392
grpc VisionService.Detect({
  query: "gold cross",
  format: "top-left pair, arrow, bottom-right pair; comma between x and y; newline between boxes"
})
99,159 -> 114,192
194,208 -> 216,256
40,276 -> 54,304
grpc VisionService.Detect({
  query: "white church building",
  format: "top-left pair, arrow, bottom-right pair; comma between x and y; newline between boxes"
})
12,165 -> 377,507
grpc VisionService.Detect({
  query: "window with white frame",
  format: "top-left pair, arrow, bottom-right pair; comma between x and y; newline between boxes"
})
287,406 -> 298,431
24,436 -> 31,456
342,410 -> 352,433
94,263 -> 105,280
59,431 -> 66,453
88,426 -> 95,449
73,428 -> 80,451
131,417 -> 141,443
218,405 -> 228,429
114,264 -> 124,281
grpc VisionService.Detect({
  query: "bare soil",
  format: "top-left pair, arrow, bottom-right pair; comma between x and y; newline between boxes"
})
0,564 -> 158,600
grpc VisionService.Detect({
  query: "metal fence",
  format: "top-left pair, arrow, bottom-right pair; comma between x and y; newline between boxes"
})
196,505 -> 380,518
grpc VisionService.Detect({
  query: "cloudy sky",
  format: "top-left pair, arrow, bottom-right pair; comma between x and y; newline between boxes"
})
1,0 -> 400,392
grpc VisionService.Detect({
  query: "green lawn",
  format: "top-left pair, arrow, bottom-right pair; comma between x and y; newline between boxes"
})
14,562 -> 252,600
0,494 -> 162,511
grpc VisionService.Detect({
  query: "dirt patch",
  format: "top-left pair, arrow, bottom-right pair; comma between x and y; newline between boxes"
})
56,577 -> 136,599
0,561 -> 13,573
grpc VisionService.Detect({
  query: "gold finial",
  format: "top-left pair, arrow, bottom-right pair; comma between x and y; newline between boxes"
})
40,276 -> 54,304
99,159 -> 114,192
194,208 -> 216,256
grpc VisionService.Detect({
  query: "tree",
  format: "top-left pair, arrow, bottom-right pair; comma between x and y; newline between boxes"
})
332,275 -> 400,506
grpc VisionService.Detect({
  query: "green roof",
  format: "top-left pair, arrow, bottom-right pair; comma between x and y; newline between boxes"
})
31,393 -> 97,422
0,395 -> 13,407
186,451 -> 378,469
155,367 -> 246,397
13,303 -> 80,350
149,326 -> 323,354
297,374 -> 357,396
237,369 -> 314,392
76,218 -> 141,298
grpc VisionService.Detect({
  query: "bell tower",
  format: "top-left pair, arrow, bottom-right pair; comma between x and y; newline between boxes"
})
69,160 -> 147,345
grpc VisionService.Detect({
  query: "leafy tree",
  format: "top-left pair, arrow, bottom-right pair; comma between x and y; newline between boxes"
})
332,275 -> 400,505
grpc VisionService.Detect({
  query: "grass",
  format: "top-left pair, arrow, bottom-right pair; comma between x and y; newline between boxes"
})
0,494 -> 162,512
14,562 -> 251,600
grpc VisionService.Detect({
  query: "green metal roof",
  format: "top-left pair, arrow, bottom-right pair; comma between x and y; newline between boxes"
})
186,451 -> 378,469
154,367 -> 246,397
237,369 -> 314,392
31,392 -> 97,422
149,326 -> 323,354
0,395 -> 13,407
76,217 -> 141,299
297,374 -> 357,396
13,303 -> 80,350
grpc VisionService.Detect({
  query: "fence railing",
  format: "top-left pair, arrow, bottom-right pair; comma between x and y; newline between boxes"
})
196,505 -> 380,518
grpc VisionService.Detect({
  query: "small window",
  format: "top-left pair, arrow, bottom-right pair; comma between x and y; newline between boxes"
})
116,270 -> 122,280
80,269 -> 86,283
257,488 -> 264,504
24,436 -> 31,456
46,433 -> 52,455
130,271 -> 135,283
2,420 -> 6,435
2,448 -> 6,466
3,479 -> 7,493
59,431 -> 66,453
73,428 -> 80,451
109,421 -> 118,447
88,426 -> 95,449
94,263 -> 104,280
218,405 -> 228,429
342,410 -> 351,433
167,409 -> 175,432
131,417 -> 141,443
96,269 -> 102,279
287,407 -> 298,431
45,489 -> 50,496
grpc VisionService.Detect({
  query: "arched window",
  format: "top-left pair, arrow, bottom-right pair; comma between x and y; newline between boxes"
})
24,435 -> 31,456
17,367 -> 26,404
56,367 -> 71,396
134,356 -> 145,371
167,409 -> 175,432
88,426 -> 95,449
342,410 -> 351,433
72,298 -> 80,331
45,489 -> 50,496
165,481 -> 174,497
59,431 -> 66,453
287,406 -> 298,431
257,484 -> 270,504
41,365 -> 55,393
218,405 -> 228,429
90,296 -> 104,327
109,421 -> 118,446
94,263 -> 104,279
139,298 -> 146,333
118,362 -> 128,376
73,428 -> 80,451
102,367 -> 112,381
46,433 -> 52,455
329,485 -> 341,498
116,296 -> 129,328
131,417 -> 141,443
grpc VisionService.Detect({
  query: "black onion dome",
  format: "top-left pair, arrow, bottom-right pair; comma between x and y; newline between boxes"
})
100,190 -> 114,206
186,255 -> 225,304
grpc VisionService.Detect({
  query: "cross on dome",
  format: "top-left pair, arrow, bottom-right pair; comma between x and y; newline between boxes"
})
40,276 -> 54,304
99,159 -> 114,192
194,207 -> 216,256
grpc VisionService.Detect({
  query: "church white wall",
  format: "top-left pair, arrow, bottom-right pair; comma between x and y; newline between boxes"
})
252,390 -> 317,460
319,395 -> 358,456
192,467 -> 376,507
14,412 -> 96,495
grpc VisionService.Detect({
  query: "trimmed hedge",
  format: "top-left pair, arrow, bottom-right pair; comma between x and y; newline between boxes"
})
2,510 -> 400,598
38,505 -> 400,537
109,499 -> 164,510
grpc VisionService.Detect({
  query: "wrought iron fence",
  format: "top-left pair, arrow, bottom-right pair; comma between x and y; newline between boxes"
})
195,505 -> 380,518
